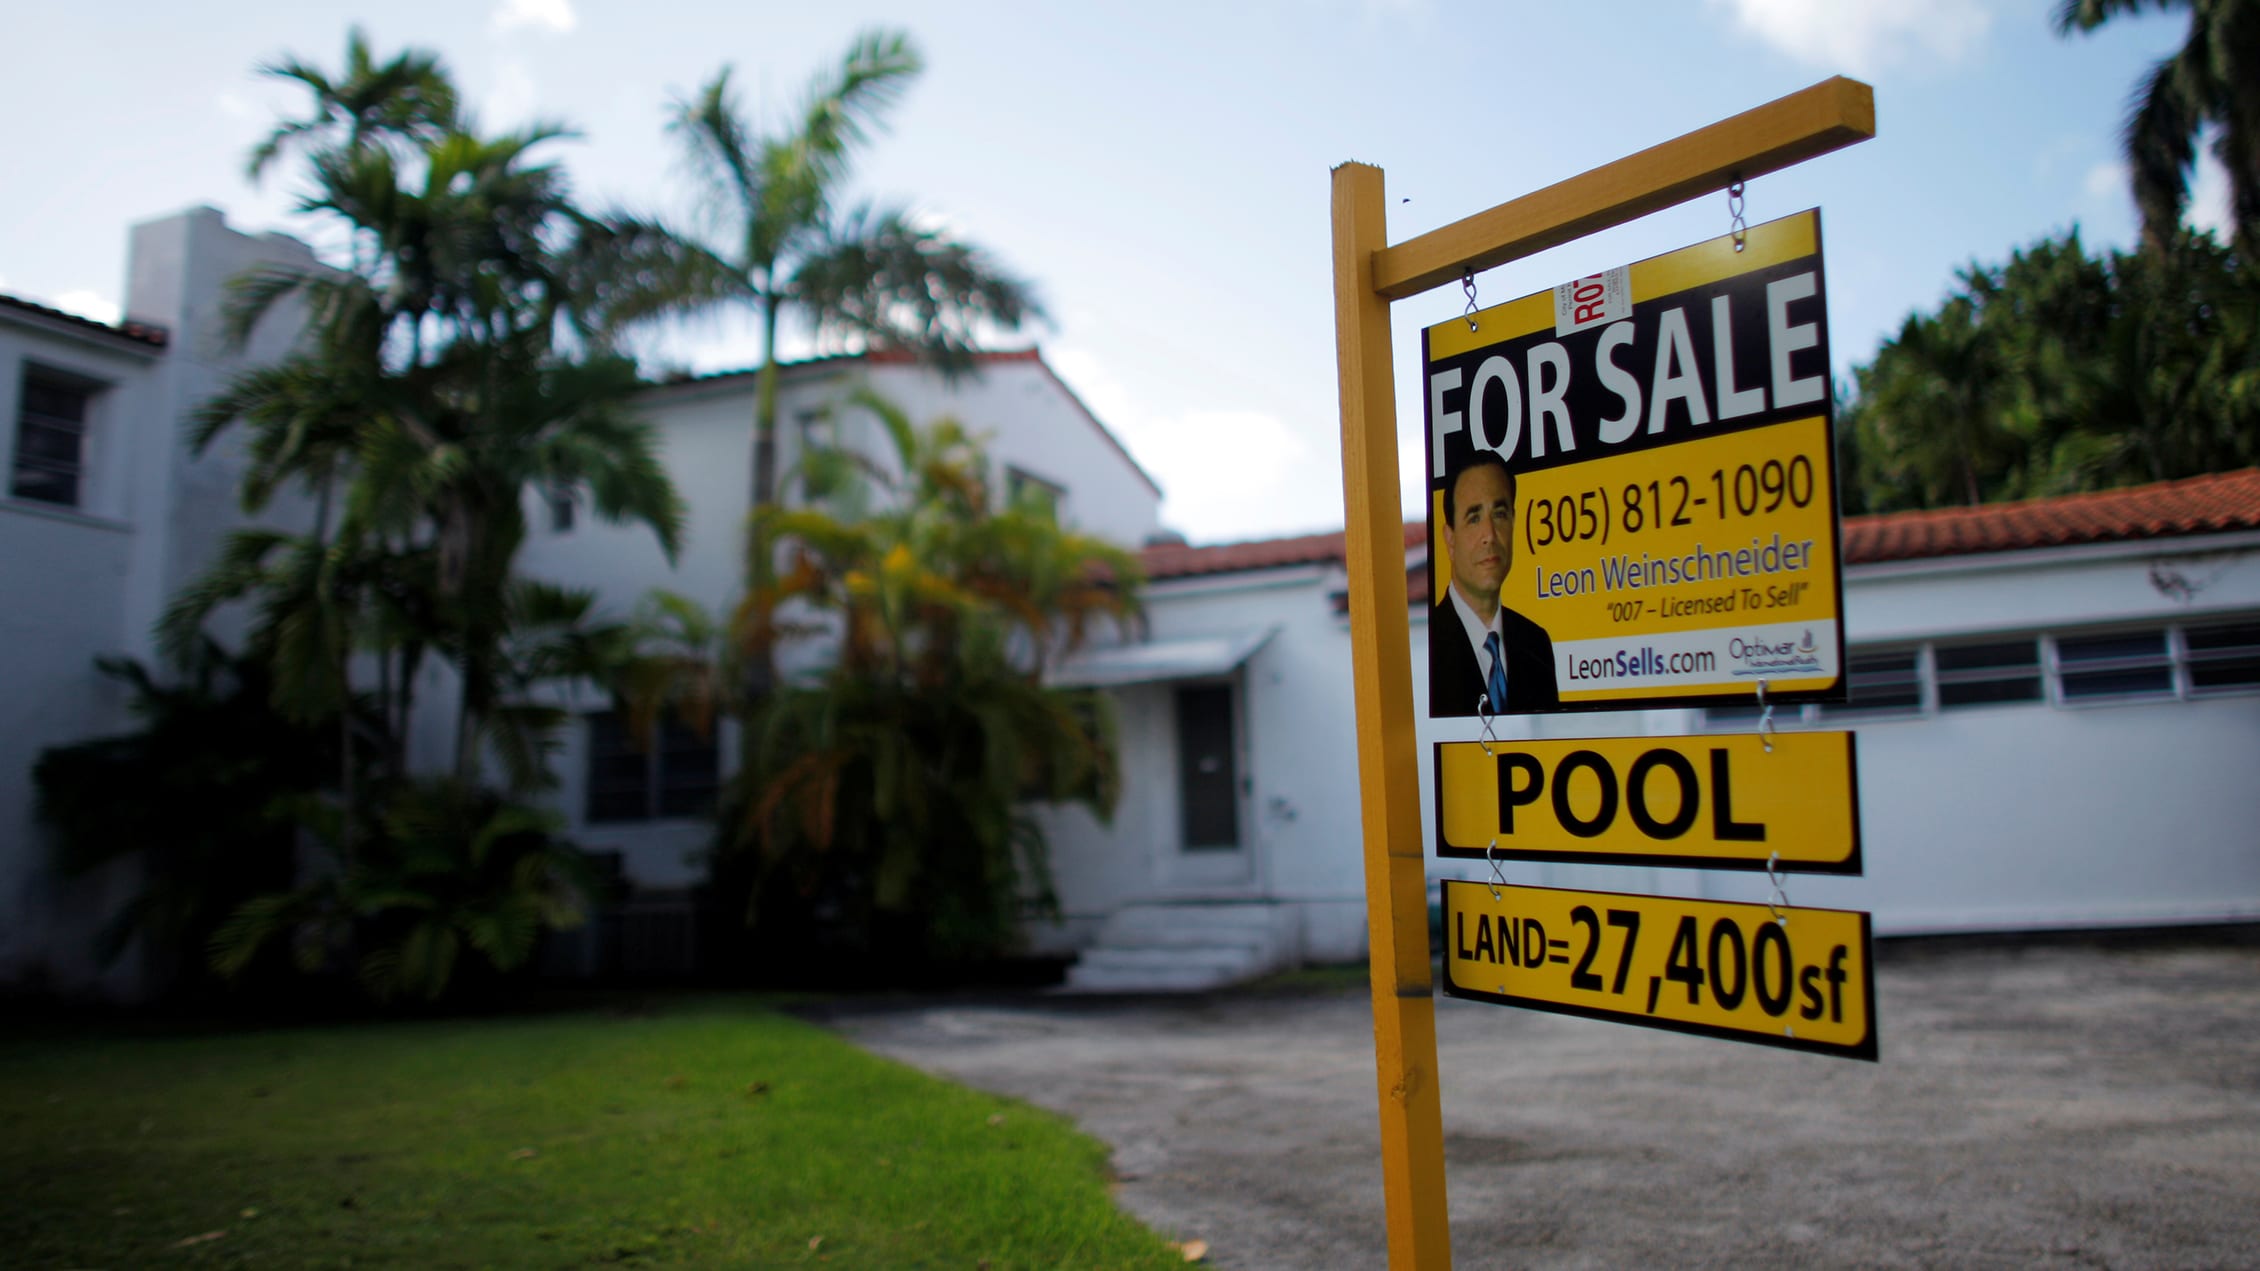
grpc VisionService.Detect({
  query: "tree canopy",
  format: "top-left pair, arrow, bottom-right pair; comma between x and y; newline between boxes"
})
1840,227 -> 2260,512
2055,0 -> 2260,249
662,29 -> 1046,688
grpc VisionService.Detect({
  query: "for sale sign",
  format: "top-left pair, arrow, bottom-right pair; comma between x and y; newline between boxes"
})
1421,211 -> 1846,716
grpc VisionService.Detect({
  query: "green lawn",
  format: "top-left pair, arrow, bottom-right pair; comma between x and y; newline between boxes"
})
0,997 -> 1187,1268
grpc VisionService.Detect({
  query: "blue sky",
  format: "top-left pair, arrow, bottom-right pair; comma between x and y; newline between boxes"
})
0,0 -> 2222,542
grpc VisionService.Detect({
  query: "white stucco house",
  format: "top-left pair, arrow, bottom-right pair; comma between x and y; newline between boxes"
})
0,205 -> 1169,997
1038,471 -> 2260,989
0,207 -> 320,999
8,204 -> 2256,1000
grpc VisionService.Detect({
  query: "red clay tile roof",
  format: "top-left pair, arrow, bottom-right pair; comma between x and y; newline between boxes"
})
0,292 -> 168,348
1144,468 -> 2260,583
1842,468 -> 2260,563
1143,521 -> 1426,580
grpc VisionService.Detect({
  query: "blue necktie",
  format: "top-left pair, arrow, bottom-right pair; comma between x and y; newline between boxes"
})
1483,632 -> 1509,713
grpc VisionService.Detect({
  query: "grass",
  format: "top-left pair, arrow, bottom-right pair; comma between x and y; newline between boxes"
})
0,996 -> 1188,1268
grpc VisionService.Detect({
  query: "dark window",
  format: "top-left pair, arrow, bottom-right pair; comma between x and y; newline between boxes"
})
1175,684 -> 1239,850
586,710 -> 718,823
1006,465 -> 1064,516
548,485 -> 575,533
12,372 -> 92,507
2056,630 -> 2173,700
2186,620 -> 2260,694
1818,648 -> 1925,719
1935,639 -> 2041,708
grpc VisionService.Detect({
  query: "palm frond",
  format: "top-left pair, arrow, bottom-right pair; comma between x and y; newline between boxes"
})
790,203 -> 1045,370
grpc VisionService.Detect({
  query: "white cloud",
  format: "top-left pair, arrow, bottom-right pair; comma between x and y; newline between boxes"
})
482,57 -> 540,128
54,290 -> 122,325
1712,0 -> 1993,77
493,0 -> 577,34
2084,159 -> 2128,199
1049,345 -> 1333,543
2081,147 -> 2234,240
2188,151 -> 2233,237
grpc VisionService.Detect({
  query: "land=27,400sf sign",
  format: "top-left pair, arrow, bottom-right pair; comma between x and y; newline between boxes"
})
1441,880 -> 1877,1061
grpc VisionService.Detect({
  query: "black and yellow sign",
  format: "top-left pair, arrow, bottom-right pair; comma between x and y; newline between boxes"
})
1433,732 -> 1860,873
1441,880 -> 1876,1061
1422,210 -> 1847,716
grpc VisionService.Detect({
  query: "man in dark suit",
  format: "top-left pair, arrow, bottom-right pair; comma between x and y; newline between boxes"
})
1431,450 -> 1558,716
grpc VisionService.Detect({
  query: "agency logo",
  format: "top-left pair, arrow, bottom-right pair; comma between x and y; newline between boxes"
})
1727,632 -> 1825,674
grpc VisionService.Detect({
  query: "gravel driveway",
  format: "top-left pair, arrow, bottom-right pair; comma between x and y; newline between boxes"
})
824,932 -> 2260,1269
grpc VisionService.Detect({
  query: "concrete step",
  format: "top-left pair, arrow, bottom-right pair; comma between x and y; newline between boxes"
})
1060,946 -> 1264,993
1073,946 -> 1264,977
1054,901 -> 1300,995
1105,902 -> 1286,940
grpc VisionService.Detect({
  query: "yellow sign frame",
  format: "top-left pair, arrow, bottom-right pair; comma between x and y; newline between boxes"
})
1331,76 -> 1874,1267
1434,732 -> 1861,873
1441,881 -> 1877,1062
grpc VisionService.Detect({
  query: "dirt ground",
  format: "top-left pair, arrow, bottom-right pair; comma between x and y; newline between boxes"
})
824,931 -> 2260,1270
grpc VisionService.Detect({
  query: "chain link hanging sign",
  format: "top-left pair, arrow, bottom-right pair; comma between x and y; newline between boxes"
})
1331,76 -> 1874,1269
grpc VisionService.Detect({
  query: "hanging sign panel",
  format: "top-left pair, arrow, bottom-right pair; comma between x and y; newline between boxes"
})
1433,732 -> 1860,873
1422,210 -> 1846,717
1440,880 -> 1877,1061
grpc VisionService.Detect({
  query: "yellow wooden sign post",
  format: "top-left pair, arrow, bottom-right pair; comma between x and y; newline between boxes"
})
1330,77 -> 1874,1268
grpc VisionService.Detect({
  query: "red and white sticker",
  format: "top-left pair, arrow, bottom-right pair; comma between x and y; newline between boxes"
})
1553,266 -> 1631,337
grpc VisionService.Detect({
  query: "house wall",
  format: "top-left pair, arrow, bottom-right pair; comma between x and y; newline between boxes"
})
1041,529 -> 2260,968
1724,537 -> 2260,932
850,359 -> 1162,548
516,354 -> 1165,895
0,207 -> 319,998
1426,535 -> 2260,937
1037,566 -> 1374,962
0,471 -> 142,996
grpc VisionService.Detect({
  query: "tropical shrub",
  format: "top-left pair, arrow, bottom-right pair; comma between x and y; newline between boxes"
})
713,392 -> 1138,976
32,642 -> 350,997
209,776 -> 596,1002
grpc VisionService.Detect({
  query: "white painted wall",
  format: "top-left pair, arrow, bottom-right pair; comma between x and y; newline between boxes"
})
0,207 -> 320,997
1037,566 -> 1371,961
1048,532 -> 2260,966
516,352 -> 1165,885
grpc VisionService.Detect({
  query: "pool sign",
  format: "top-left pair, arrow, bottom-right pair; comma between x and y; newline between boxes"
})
1441,880 -> 1877,1061
1433,732 -> 1861,873
1422,210 -> 1848,717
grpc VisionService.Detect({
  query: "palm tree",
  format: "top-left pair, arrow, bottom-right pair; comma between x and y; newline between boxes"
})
1852,297 -> 2015,507
719,392 -> 1138,971
2055,0 -> 2260,248
664,30 -> 1046,644
246,25 -> 459,184
215,116 -> 691,776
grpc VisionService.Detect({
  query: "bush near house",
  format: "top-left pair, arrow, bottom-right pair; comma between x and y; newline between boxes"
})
31,643 -> 346,1001
709,392 -> 1142,982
